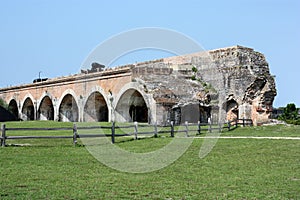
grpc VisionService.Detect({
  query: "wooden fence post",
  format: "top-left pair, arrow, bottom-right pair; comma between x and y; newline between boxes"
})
170,121 -> 174,137
184,121 -> 189,137
1,124 -> 6,147
235,119 -> 238,128
243,118 -> 245,127
197,121 -> 201,135
73,123 -> 78,146
134,122 -> 138,140
111,121 -> 115,144
154,122 -> 158,138
228,121 -> 231,131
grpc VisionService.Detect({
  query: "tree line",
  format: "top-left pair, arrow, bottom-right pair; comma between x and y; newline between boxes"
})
277,103 -> 300,125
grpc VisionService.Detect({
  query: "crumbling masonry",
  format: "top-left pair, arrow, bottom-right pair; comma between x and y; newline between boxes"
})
0,46 -> 276,125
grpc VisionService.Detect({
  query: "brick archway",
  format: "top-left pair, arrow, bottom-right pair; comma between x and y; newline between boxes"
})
59,94 -> 79,122
8,99 -> 19,119
114,82 -> 155,123
83,91 -> 108,122
226,99 -> 239,121
115,89 -> 148,123
38,96 -> 54,120
21,97 -> 35,121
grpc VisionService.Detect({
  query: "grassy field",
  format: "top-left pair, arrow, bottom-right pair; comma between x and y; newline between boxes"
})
0,121 -> 299,199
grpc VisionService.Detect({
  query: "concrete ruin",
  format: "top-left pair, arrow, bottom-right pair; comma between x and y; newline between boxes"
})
0,46 -> 276,125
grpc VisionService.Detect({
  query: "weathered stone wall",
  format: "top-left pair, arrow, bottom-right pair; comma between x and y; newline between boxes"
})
161,46 -> 276,124
129,46 -> 276,124
0,46 -> 276,125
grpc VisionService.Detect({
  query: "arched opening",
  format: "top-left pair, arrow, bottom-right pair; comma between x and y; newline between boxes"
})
84,92 -> 108,122
21,97 -> 34,120
226,99 -> 239,121
8,99 -> 19,119
38,96 -> 54,120
59,94 -> 79,122
199,106 -> 211,123
116,89 -> 148,123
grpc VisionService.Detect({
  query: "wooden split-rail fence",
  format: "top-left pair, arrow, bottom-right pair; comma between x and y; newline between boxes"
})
0,118 -> 252,147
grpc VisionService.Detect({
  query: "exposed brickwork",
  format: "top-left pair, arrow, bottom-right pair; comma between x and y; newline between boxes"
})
0,46 -> 277,125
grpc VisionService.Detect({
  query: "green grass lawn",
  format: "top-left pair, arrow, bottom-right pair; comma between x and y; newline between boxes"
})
222,124 -> 300,137
0,121 -> 299,199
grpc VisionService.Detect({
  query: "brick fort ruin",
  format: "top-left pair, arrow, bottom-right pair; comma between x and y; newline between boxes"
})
0,46 -> 277,125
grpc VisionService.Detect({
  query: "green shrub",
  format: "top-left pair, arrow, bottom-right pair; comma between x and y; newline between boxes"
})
278,103 -> 299,125
192,66 -> 198,73
191,75 -> 196,80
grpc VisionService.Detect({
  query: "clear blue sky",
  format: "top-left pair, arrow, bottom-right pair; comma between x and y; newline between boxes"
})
0,0 -> 299,107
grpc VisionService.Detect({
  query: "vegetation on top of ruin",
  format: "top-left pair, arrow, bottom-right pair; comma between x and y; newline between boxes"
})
203,83 -> 217,93
189,65 -> 216,93
193,78 -> 217,93
191,66 -> 198,73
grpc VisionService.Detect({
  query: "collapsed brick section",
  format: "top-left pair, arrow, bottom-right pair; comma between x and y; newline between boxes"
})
131,45 -> 276,125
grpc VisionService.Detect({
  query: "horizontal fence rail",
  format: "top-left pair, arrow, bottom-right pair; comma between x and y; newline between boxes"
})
0,118 -> 252,147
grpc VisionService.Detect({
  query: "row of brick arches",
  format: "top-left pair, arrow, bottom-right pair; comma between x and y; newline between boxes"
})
7,89 -> 149,123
